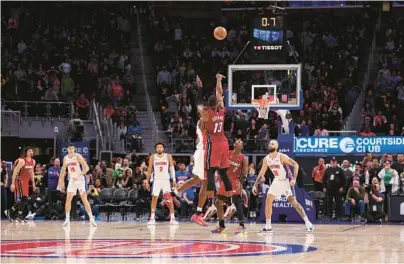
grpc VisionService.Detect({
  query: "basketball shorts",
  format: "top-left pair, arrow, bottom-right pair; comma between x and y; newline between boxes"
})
267,179 -> 293,198
205,140 -> 230,169
193,149 -> 205,179
217,178 -> 241,197
152,179 -> 172,196
67,177 -> 86,194
15,177 -> 29,199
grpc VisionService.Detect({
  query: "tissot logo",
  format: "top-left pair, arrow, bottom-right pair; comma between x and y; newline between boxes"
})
254,45 -> 283,50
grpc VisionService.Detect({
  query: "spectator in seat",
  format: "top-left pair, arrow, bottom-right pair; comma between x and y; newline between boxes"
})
59,59 -> 72,76
76,93 -> 90,120
44,86 -> 59,101
314,122 -> 329,136
136,179 -> 151,219
175,163 -> 190,182
122,169 -> 134,189
96,161 -> 113,188
344,178 -> 365,217
180,181 -> 196,218
360,126 -> 376,137
323,158 -> 345,219
104,103 -> 116,119
133,166 -> 146,188
312,158 -> 326,191
157,66 -> 171,86
118,121 -> 128,141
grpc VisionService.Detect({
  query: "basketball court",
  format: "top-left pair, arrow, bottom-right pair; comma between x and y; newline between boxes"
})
1,221 -> 403,263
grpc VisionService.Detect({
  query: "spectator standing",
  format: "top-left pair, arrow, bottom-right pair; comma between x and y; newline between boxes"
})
378,160 -> 400,195
47,158 -> 61,212
392,154 -> 404,175
323,158 -> 345,219
312,158 -> 326,191
76,93 -> 90,119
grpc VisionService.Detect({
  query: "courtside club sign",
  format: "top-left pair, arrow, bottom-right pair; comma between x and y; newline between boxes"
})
294,137 -> 404,154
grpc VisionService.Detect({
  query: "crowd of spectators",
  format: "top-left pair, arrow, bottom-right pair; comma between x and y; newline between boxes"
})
360,14 -> 404,136
311,154 -> 404,222
147,5 -> 380,153
1,3 -> 140,142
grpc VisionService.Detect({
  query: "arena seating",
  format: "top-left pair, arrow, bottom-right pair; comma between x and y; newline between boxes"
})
148,6 -> 378,152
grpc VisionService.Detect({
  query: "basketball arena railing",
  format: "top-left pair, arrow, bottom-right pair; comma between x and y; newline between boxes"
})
342,9 -> 381,135
135,7 -> 159,148
91,100 -> 105,152
0,110 -> 20,137
2,101 -> 71,119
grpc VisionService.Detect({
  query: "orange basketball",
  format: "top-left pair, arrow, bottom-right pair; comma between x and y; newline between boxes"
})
214,26 -> 227,40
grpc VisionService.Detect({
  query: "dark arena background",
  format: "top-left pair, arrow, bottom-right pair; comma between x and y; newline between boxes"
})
1,1 -> 404,263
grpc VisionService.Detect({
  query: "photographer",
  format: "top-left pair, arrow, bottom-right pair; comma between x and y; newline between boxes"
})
135,179 -> 151,219
79,178 -> 101,220
364,178 -> 385,222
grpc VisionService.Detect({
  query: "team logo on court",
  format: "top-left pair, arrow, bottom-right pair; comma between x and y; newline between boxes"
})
1,239 -> 316,258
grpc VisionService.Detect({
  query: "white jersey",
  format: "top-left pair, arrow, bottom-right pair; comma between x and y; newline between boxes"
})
265,152 -> 287,180
196,120 -> 204,150
153,153 -> 170,180
64,153 -> 82,180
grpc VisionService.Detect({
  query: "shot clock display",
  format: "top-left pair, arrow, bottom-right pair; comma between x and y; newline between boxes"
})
250,15 -> 286,63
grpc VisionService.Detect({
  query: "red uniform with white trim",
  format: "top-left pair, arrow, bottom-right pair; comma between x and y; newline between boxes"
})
217,151 -> 245,196
16,158 -> 34,197
204,108 -> 229,169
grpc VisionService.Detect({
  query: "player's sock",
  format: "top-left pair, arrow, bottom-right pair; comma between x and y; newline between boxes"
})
170,213 -> 175,219
150,212 -> 155,220
173,189 -> 179,196
196,207 -> 203,215
66,213 -> 70,220
303,216 -> 311,225
219,220 -> 225,228
266,219 -> 272,228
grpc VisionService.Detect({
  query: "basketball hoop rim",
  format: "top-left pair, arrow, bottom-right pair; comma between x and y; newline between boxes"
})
251,99 -> 273,109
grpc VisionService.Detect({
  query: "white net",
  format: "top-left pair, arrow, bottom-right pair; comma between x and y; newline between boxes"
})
251,99 -> 271,119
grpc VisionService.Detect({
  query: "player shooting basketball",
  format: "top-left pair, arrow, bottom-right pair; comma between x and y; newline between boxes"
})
198,74 -> 232,211
253,140 -> 314,232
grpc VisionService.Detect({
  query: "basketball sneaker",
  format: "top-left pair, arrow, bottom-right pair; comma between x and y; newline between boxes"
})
191,213 -> 208,227
90,218 -> 98,227
306,223 -> 315,232
259,226 -> 273,232
147,219 -> 156,225
203,204 -> 217,221
211,226 -> 227,234
4,210 -> 13,222
234,226 -> 247,235
224,204 -> 237,219
15,216 -> 27,223
62,219 -> 70,226
170,218 -> 179,225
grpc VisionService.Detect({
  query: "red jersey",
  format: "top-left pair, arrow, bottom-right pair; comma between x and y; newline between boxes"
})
18,158 -> 34,180
227,151 -> 245,180
205,108 -> 226,142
